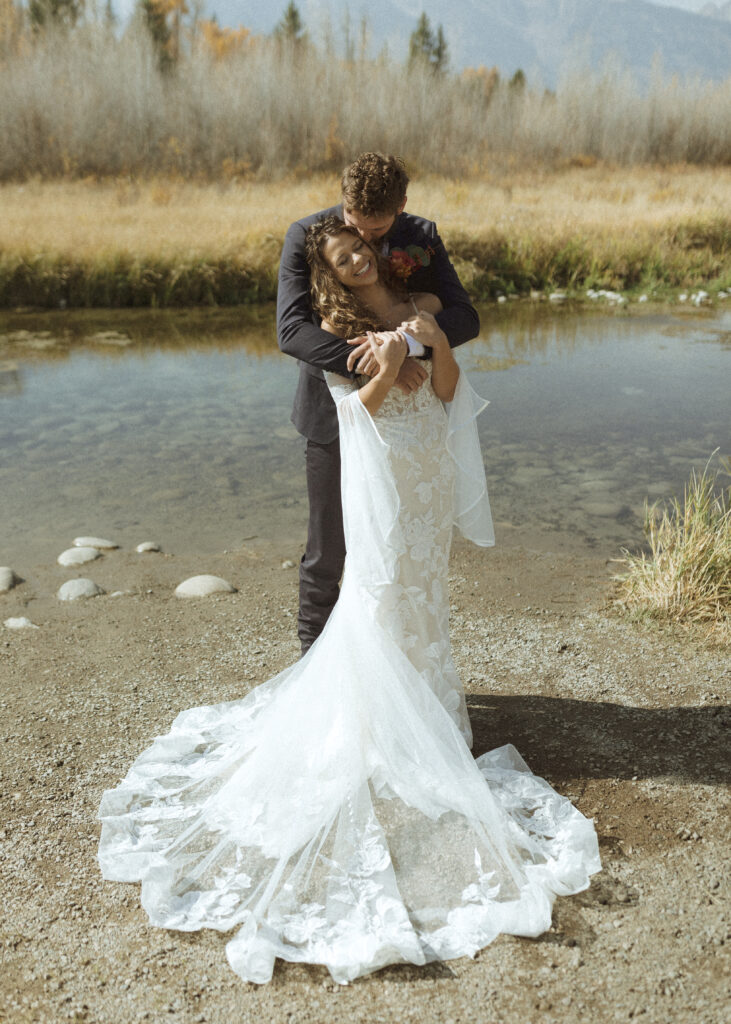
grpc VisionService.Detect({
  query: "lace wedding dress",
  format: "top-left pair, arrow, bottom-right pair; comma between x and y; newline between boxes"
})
98,367 -> 600,985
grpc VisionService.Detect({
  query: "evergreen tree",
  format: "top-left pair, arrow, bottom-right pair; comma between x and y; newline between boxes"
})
433,24 -> 447,72
509,68 -> 526,92
28,0 -> 82,30
274,1 -> 304,43
138,0 -> 173,70
408,12 -> 448,73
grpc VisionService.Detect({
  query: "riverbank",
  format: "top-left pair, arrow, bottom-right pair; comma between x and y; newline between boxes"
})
1,536 -> 728,1023
1,167 -> 729,308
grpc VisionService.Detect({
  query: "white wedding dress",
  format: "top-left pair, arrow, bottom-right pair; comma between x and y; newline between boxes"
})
98,366 -> 600,985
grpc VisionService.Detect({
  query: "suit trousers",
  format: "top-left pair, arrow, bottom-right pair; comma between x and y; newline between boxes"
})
298,436 -> 346,654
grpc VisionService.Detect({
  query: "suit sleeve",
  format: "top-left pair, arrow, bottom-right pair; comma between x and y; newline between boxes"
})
276,221 -> 355,377
427,224 -> 480,349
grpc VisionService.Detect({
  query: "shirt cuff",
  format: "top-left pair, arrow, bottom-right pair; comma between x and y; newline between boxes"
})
403,331 -> 426,358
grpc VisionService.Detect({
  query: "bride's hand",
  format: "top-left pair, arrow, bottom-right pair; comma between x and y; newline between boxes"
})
370,330 -> 408,379
347,331 -> 407,376
400,310 -> 447,348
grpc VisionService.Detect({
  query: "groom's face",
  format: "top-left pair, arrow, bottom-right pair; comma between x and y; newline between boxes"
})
343,199 -> 407,245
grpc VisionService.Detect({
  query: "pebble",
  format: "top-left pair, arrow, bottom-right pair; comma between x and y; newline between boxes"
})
0,567 -> 18,592
73,536 -> 118,550
174,575 -> 236,598
587,289 -> 626,305
88,331 -> 132,347
3,617 -> 38,629
281,560 -> 295,569
57,547 -> 101,567
57,578 -> 105,601
136,542 -> 162,553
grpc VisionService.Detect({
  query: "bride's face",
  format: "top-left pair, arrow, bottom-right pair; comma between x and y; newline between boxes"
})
323,231 -> 379,290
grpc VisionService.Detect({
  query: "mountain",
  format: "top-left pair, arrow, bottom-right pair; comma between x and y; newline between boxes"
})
206,0 -> 731,85
699,1 -> 731,20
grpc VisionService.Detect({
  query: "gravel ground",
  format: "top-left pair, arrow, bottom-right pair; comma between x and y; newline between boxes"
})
1,540 -> 729,1024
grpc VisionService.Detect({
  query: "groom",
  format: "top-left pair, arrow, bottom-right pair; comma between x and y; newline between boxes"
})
277,152 -> 479,654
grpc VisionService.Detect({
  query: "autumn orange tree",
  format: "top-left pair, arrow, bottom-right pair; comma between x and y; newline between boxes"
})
198,18 -> 251,61
461,65 -> 500,104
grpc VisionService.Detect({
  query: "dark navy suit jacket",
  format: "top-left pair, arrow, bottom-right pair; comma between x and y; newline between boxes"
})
276,203 -> 479,443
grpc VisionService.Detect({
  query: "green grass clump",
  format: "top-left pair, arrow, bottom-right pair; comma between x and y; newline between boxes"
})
446,217 -> 731,299
613,456 -> 731,635
0,252 -> 279,308
0,215 -> 727,309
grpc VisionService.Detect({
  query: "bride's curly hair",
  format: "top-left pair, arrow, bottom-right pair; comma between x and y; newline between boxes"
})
305,215 -> 407,337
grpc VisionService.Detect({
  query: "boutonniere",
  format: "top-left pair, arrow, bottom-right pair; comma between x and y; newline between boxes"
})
389,244 -> 435,279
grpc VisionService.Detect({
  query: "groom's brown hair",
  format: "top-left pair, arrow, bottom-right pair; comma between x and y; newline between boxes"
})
341,153 -> 409,218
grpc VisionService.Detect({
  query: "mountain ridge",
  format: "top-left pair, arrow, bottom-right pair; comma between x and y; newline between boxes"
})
205,0 -> 731,85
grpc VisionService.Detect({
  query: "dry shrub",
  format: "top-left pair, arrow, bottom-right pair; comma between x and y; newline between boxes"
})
613,455 -> 731,634
0,22 -> 730,181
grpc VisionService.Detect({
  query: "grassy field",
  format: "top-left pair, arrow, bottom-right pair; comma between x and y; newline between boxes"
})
1,166 -> 729,308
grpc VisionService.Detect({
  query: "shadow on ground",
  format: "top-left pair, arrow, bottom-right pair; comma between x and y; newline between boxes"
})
468,695 -> 730,784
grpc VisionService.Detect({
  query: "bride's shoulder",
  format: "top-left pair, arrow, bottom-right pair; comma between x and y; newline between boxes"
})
410,292 -> 443,315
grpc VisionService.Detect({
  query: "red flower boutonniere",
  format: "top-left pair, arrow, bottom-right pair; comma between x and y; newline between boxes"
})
389,244 -> 435,280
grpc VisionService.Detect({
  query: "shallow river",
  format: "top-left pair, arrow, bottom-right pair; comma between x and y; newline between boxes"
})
0,304 -> 728,568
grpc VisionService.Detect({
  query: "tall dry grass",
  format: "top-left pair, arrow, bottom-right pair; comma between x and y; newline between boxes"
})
613,456 -> 731,635
0,22 -> 730,181
0,169 -> 728,306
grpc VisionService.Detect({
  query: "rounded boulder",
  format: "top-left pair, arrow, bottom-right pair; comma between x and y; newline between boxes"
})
57,578 -> 105,601
174,575 -> 236,598
58,547 -> 101,567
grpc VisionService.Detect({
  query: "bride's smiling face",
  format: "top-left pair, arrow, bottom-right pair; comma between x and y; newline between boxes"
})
322,231 -> 379,290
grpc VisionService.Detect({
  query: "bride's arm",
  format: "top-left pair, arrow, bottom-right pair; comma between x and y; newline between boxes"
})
401,310 -> 459,402
322,321 -> 406,415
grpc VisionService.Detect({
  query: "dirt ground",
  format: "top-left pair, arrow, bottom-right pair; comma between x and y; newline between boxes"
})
1,537 -> 728,1024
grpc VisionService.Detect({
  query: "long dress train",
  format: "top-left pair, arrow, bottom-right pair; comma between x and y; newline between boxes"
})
98,367 -> 600,985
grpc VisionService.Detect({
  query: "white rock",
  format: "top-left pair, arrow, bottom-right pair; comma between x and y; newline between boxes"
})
718,291 -> 728,299
548,292 -> 567,303
281,560 -> 295,569
0,567 -> 18,592
597,289 -> 625,304
678,293 -> 688,302
4,616 -> 38,629
692,290 -> 709,306
497,295 -> 507,304
73,536 -> 118,549
136,541 -> 162,553
638,294 -> 648,303
174,575 -> 236,598
58,546 -> 101,567
57,578 -> 105,601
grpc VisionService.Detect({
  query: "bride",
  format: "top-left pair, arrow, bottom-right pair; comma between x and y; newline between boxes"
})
98,216 -> 600,986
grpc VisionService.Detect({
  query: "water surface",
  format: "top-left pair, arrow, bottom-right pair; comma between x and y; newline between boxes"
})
1,305 -> 728,568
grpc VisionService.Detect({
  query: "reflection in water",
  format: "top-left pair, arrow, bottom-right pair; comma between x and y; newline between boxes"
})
0,307 -> 278,363
0,361 -> 21,395
0,305 -> 729,567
